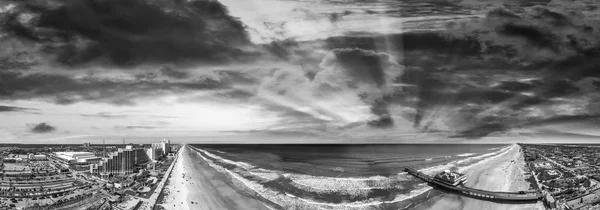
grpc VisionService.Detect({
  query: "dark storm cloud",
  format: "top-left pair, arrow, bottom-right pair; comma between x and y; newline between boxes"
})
0,70 -> 227,105
1,0 -> 253,66
522,114 -> 600,127
31,122 -> 55,133
0,105 -> 34,112
320,48 -> 403,128
449,6 -> 600,62
391,62 -> 592,137
160,66 -> 189,79
328,49 -> 391,87
0,52 -> 37,71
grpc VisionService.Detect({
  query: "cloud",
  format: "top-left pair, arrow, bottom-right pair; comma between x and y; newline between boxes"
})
0,105 -> 32,112
81,112 -> 128,119
0,70 -> 227,105
1,0 -> 254,66
31,122 -> 55,133
113,125 -> 160,130
316,48 -> 404,127
446,6 -> 600,62
160,66 -> 189,79
255,48 -> 404,129
124,126 -> 158,129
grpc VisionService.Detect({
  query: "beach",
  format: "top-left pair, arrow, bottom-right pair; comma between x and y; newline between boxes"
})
414,145 -> 546,210
160,145 -> 272,210
160,144 -> 545,210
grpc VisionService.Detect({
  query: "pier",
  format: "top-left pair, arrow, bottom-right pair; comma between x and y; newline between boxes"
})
405,167 -> 542,202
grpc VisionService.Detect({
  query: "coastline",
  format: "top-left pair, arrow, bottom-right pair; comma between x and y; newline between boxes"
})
160,145 -> 272,210
413,144 -> 546,210
162,144 -> 539,210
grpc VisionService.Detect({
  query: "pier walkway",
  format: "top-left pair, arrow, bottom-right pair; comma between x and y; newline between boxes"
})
405,167 -> 542,202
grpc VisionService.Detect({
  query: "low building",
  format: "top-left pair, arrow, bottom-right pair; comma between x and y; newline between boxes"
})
533,161 -> 554,169
55,152 -> 97,163
434,170 -> 467,186
28,154 -> 47,161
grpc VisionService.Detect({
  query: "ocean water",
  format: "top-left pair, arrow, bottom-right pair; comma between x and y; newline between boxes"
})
189,144 -> 511,209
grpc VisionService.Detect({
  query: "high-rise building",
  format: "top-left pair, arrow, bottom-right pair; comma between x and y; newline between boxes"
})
151,139 -> 170,156
90,148 -> 147,175
146,147 -> 162,161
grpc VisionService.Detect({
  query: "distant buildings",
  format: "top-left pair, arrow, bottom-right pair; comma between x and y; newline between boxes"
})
28,154 -> 47,161
83,142 -> 91,147
55,152 -> 100,164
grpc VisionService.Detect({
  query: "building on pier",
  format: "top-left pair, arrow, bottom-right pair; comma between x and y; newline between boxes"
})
434,170 -> 467,186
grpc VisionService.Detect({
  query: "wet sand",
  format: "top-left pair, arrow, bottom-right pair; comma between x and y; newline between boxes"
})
161,145 -> 272,210
413,145 -> 545,210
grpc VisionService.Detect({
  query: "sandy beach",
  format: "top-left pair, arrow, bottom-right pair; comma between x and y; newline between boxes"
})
414,145 -> 546,210
159,145 -> 271,210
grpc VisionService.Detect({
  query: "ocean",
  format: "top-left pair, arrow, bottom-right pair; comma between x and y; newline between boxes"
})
188,144 -> 512,209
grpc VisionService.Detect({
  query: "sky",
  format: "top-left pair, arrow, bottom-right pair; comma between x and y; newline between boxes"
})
0,0 -> 599,144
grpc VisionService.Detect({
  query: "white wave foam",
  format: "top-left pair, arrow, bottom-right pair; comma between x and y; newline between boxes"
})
419,145 -> 513,175
456,153 -> 476,157
202,149 -> 255,170
190,145 -> 514,210
457,145 -> 515,173
286,173 -> 408,198
191,147 -> 432,210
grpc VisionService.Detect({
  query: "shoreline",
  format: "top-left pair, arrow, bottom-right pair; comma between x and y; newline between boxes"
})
163,144 -> 533,210
188,144 -> 514,209
412,144 -> 545,210
161,145 -> 273,210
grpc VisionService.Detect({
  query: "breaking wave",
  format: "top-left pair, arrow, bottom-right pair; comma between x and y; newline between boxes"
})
456,153 -> 476,157
189,145 -> 513,210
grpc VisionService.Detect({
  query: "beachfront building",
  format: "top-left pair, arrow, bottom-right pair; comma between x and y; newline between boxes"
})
434,170 -> 468,186
146,147 -> 162,161
90,148 -> 150,176
151,139 -> 170,156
